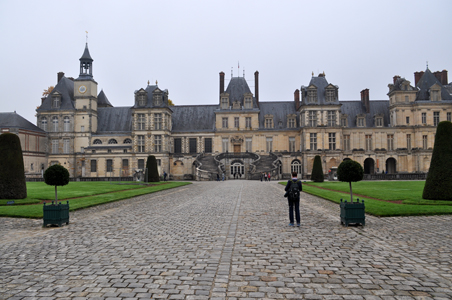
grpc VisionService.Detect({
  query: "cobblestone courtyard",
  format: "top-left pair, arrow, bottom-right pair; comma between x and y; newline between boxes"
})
1,181 -> 451,300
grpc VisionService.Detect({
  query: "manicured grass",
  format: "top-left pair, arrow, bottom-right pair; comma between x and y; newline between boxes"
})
0,181 -> 191,218
279,181 -> 452,217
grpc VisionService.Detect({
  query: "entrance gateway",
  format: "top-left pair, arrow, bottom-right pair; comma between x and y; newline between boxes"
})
230,160 -> 245,179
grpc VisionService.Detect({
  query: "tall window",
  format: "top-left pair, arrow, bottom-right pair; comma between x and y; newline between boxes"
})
90,160 -> 97,172
204,138 -> 212,153
137,114 -> 145,130
289,137 -> 296,152
265,118 -> 273,128
288,118 -> 296,128
52,140 -> 58,154
222,117 -> 228,128
308,89 -> 317,103
234,117 -> 239,128
308,111 -> 317,127
365,135 -> 372,151
343,135 -> 350,151
357,118 -> 365,127
245,117 -> 251,128
154,113 -> 162,130
422,135 -> 428,149
106,159 -> 113,173
387,134 -> 394,151
81,125 -> 85,132
63,139 -> 70,154
174,138 -> 182,153
327,111 -> 336,127
447,112 -> 451,122
422,112 -> 427,124
52,116 -> 58,132
222,138 -> 229,152
328,133 -> 336,150
221,98 -> 228,109
63,116 -> 70,132
434,111 -> 440,126
310,133 -> 317,150
407,134 -> 411,151
138,159 -> 145,170
245,138 -> 252,152
266,137 -> 273,152
245,97 -> 252,109
137,94 -> 146,106
41,118 -> 47,131
189,138 -> 197,154
406,116 -> 410,125
375,117 -> 383,127
326,89 -> 335,102
340,117 -> 347,127
137,135 -> 145,153
154,135 -> 162,152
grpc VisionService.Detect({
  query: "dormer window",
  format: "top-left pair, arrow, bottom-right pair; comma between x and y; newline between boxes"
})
154,93 -> 162,106
357,115 -> 366,127
325,88 -> 335,102
287,115 -> 296,128
430,89 -> 441,101
52,93 -> 61,108
308,88 -> 317,103
375,115 -> 383,127
221,97 -> 229,109
265,115 -> 274,128
244,97 -> 252,109
340,114 -> 348,127
136,91 -> 147,107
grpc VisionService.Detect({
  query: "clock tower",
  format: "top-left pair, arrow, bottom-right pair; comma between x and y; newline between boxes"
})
74,43 -> 98,154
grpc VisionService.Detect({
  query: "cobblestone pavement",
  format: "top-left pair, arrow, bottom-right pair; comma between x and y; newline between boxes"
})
1,180 -> 451,300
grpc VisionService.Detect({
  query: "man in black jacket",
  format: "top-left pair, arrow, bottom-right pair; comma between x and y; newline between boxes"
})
284,171 -> 302,227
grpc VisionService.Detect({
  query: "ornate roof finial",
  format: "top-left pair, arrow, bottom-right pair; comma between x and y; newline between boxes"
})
85,31 -> 88,44
155,80 -> 158,85
147,80 -> 150,85
312,71 -> 314,77
426,61 -> 429,69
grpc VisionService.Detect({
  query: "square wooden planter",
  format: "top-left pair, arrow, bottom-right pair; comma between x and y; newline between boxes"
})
340,199 -> 365,226
43,201 -> 69,227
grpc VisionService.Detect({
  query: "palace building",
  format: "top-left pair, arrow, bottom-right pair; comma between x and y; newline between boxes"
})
4,43 -> 451,180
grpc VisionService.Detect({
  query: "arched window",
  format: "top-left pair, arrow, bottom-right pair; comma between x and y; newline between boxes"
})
52,116 -> 58,132
41,118 -> 47,131
108,139 -> 118,144
63,116 -> 71,132
123,138 -> 132,144
291,160 -> 302,175
93,139 -> 102,145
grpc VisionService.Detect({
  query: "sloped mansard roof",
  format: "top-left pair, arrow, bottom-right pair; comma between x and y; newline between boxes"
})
37,77 -> 75,111
0,112 -> 45,133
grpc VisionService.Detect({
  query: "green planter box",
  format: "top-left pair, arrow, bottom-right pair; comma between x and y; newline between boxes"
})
340,199 -> 365,226
43,201 -> 69,227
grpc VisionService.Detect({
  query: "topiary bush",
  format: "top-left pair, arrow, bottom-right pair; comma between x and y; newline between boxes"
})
311,155 -> 324,182
145,155 -> 160,182
337,159 -> 364,203
0,133 -> 27,199
423,121 -> 452,200
44,164 -> 70,202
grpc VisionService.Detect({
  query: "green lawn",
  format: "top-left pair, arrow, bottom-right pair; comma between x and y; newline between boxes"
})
280,181 -> 452,217
0,181 -> 191,218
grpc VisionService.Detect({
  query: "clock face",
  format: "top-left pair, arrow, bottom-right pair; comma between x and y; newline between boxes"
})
79,85 -> 87,94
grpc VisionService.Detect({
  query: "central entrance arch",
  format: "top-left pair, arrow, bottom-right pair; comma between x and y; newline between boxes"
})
230,160 -> 245,179
364,158 -> 375,174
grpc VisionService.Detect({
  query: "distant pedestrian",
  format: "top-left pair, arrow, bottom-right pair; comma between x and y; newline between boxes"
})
284,171 -> 302,227
239,172 -> 242,179
222,173 -> 225,181
261,173 -> 264,182
264,172 -> 268,181
163,171 -> 167,181
268,173 -> 271,181
217,173 -> 220,181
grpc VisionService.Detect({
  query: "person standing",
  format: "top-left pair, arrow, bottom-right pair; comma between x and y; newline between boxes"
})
222,173 -> 225,181
264,172 -> 268,181
163,171 -> 167,181
268,172 -> 271,181
284,171 -> 302,227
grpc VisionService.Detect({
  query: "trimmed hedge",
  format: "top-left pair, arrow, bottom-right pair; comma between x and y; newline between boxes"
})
145,155 -> 160,182
423,121 -> 452,200
44,164 -> 70,202
311,155 -> 324,182
0,133 -> 27,199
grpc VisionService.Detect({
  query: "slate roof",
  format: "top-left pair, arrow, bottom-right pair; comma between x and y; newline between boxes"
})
415,68 -> 452,101
300,75 -> 340,105
97,90 -> 113,107
171,105 -> 218,133
340,100 -> 390,128
97,107 -> 132,133
80,43 -> 93,61
258,101 -> 299,130
0,112 -> 45,133
37,77 -> 75,111
132,85 -> 170,108
225,77 -> 253,105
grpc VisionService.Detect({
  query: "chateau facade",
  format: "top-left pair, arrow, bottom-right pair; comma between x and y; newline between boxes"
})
26,44 -> 452,180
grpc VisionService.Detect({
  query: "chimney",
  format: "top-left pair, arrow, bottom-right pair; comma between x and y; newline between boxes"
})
219,71 -> 225,95
41,97 -> 46,105
414,71 -> 423,86
393,75 -> 400,84
441,70 -> 448,85
433,71 -> 442,83
254,71 -> 259,108
361,89 -> 370,113
57,72 -> 64,83
294,89 -> 300,110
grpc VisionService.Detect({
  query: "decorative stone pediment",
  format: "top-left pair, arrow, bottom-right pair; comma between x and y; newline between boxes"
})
230,135 -> 244,144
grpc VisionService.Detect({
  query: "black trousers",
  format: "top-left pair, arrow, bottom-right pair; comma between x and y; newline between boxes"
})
288,197 -> 300,224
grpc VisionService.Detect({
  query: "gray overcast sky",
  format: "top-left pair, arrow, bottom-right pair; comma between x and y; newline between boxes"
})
1,0 -> 451,124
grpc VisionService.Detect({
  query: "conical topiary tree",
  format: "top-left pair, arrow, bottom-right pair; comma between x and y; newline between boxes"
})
0,133 -> 27,199
44,165 -> 70,202
145,155 -> 160,182
311,155 -> 324,182
423,121 -> 452,200
337,159 -> 363,203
